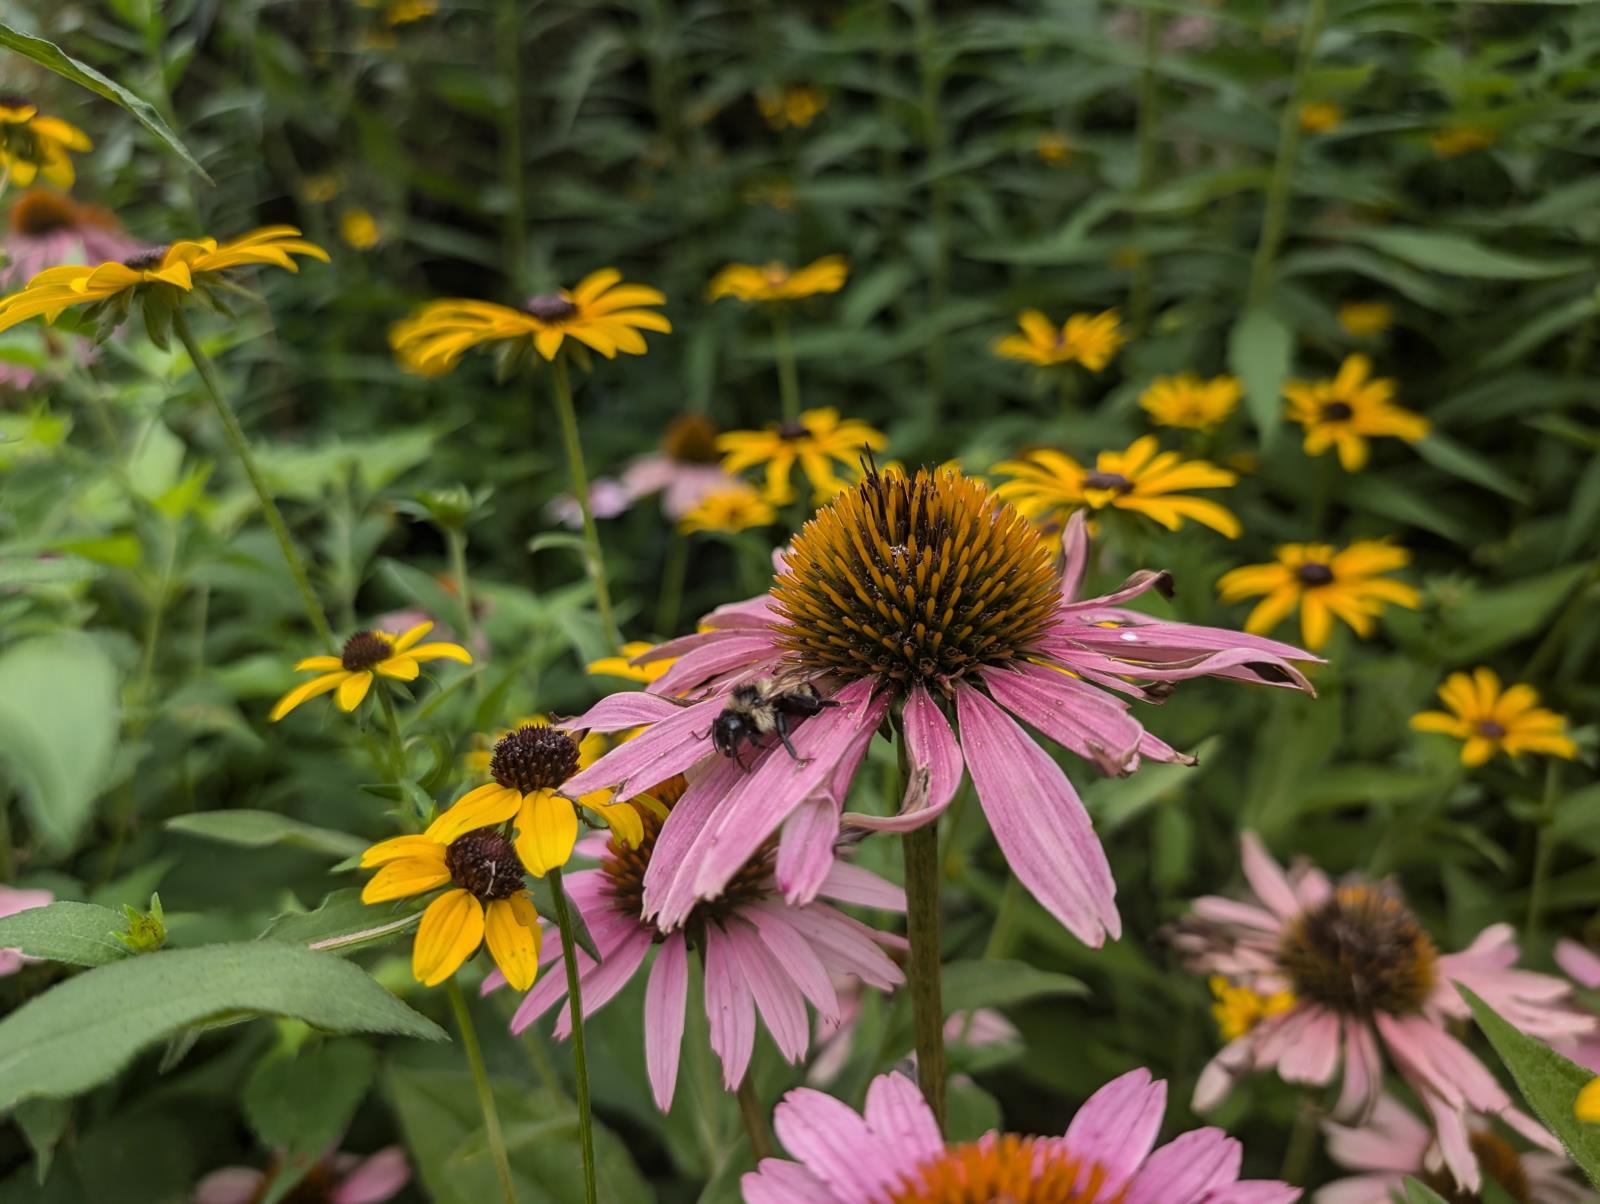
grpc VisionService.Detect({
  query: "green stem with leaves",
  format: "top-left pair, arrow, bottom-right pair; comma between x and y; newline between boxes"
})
376,685 -> 409,788
771,307 -> 802,423
446,526 -> 477,652
548,357 -> 621,654
172,310 -> 334,648
1526,760 -> 1563,939
549,867 -> 598,1204
446,980 -> 518,1204
898,733 -> 947,1130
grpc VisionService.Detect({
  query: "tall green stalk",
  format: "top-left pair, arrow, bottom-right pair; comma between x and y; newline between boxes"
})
446,980 -> 518,1204
549,867 -> 598,1204
547,357 -> 621,654
898,735 -> 947,1130
497,0 -> 527,295
1128,10 -> 1163,333
1525,760 -> 1563,939
913,0 -> 949,422
736,1075 -> 773,1160
771,307 -> 802,423
172,310 -> 335,648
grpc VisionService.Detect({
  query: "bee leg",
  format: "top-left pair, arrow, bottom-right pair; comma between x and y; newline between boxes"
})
734,743 -> 748,772
774,712 -> 808,763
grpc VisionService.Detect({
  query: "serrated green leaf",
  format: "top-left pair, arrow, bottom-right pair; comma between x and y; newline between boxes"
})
0,901 -> 131,967
165,810 -> 367,858
259,889 -> 422,956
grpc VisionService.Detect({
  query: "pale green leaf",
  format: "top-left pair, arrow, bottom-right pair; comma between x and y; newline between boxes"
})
165,810 -> 367,859
1227,309 -> 1292,442
0,901 -> 130,967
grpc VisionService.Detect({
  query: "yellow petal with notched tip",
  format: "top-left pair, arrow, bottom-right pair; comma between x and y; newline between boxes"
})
363,855 -> 452,903
484,895 -> 542,991
412,890 -> 484,985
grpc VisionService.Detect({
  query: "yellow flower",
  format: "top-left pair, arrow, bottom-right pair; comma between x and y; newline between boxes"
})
706,256 -> 848,304
1410,668 -> 1577,769
1209,976 -> 1295,1042
1297,101 -> 1344,134
1431,124 -> 1497,158
1035,132 -> 1074,165
390,268 -> 670,376
1578,1078 -> 1600,1124
361,811 -> 541,990
993,309 -> 1125,371
0,99 -> 91,188
994,436 -> 1240,539
0,227 -> 329,335
301,172 -> 343,203
587,640 -> 675,685
679,485 -> 776,534
1217,541 -> 1420,650
1138,373 -> 1242,432
384,0 -> 437,24
269,623 -> 472,720
339,208 -> 381,250
757,85 -> 825,130
1337,300 -> 1394,339
1283,354 -> 1429,471
717,406 -> 887,505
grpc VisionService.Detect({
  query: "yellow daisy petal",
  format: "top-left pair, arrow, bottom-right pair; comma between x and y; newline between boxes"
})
363,856 -> 453,903
427,782 -> 523,844
484,895 -> 542,991
270,671 -> 350,721
514,790 -> 578,877
336,670 -> 375,711
412,890 -> 485,986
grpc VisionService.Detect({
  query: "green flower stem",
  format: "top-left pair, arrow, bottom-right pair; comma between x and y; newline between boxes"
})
898,734 -> 947,1131
497,0 -> 527,294
1525,760 -> 1563,939
548,357 -> 621,656
771,307 -> 802,423
1245,0 -> 1329,310
172,310 -> 335,648
446,980 -> 518,1204
445,525 -> 478,652
1127,9 -> 1163,334
376,685 -> 409,789
549,867 -> 598,1204
736,1075 -> 774,1161
656,527 -> 689,636
1279,1090 -> 1320,1186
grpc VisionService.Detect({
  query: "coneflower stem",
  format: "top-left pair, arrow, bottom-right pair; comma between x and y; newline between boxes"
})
771,308 -> 802,423
1279,1090 -> 1320,1186
736,1075 -> 773,1161
549,866 -> 599,1204
445,979 -> 518,1204
1526,760 -> 1562,939
172,310 -> 335,649
548,356 -> 621,655
656,527 -> 689,636
445,526 -> 477,652
899,737 -> 947,1130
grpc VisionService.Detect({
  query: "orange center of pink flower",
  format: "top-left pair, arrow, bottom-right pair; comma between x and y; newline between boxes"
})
887,1135 -> 1115,1204
1278,884 -> 1438,1016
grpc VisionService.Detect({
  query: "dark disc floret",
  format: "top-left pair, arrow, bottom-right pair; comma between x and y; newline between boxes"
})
490,725 -> 581,794
123,246 -> 169,270
1278,884 -> 1438,1016
444,830 -> 524,901
1082,470 -> 1135,493
340,630 -> 391,671
525,292 -> 578,322
1320,400 -> 1354,423
1296,562 -> 1335,587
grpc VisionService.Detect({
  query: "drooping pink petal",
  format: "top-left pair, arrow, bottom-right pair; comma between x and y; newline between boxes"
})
563,690 -> 685,732
641,754 -> 749,925
331,1147 -> 411,1204
1058,568 -> 1173,613
1059,510 -> 1090,604
1278,1007 -> 1342,1085
845,683 -> 962,833
704,921 -> 757,1089
1239,833 -> 1302,922
1123,1128 -> 1243,1204
646,636 -> 783,698
954,683 -> 1119,946
1334,1015 -> 1383,1122
552,930 -> 653,1037
777,796 -> 841,907
758,902 -> 903,991
726,918 -> 811,1063
983,661 -> 1145,775
644,933 -> 689,1110
1062,1067 -> 1166,1192
560,696 -> 726,798
815,862 -> 906,911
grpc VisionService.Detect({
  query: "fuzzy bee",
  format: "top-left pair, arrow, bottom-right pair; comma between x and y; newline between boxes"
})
710,678 -> 837,769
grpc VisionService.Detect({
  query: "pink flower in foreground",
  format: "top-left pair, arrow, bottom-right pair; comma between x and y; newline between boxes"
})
2,189 -> 146,287
1555,938 -> 1600,1073
1318,1094 -> 1585,1203
1175,833 -> 1593,1192
193,1146 -> 409,1204
742,1067 -> 1300,1203
488,777 -> 905,1109
558,467 -> 1318,946
0,885 -> 52,976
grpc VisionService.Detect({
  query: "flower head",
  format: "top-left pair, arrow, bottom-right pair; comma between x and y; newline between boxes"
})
556,473 -> 1316,948
994,308 -> 1125,370
1138,373 -> 1241,432
269,622 -> 472,720
757,85 -> 825,130
338,207 -> 381,249
742,1067 -> 1299,1204
994,436 -> 1241,539
1174,834 -> 1592,1193
194,1145 -> 410,1204
1432,124 -> 1497,158
2,190 -> 145,287
1338,300 -> 1395,339
1410,668 -> 1576,768
680,484 -> 776,534
0,98 -> 90,188
707,256 -> 848,304
497,778 -> 904,1110
1284,354 -> 1428,470
717,407 -> 887,505
390,268 -> 669,375
1298,100 -> 1344,133
1217,540 -> 1420,650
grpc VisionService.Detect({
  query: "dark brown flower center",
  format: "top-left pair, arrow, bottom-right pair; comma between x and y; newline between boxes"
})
1418,1129 -> 1530,1204
8,190 -> 79,236
444,830 -> 524,901
888,1134 -> 1106,1204
340,630 -> 392,671
1475,719 -> 1507,740
248,1157 -> 342,1204
1278,884 -> 1438,1016
1296,562 -> 1335,587
123,246 -> 169,270
524,292 -> 578,322
490,725 -> 580,793
0,95 -> 31,111
1081,470 -> 1135,493
777,420 -> 810,440
662,412 -> 721,463
1320,400 -> 1354,423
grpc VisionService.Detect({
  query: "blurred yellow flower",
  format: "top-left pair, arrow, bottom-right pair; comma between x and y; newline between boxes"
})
301,172 -> 343,203
339,208 -> 381,250
679,485 -> 777,534
270,623 -> 472,720
1411,668 -> 1576,768
1579,1078 -> 1600,1123
1297,101 -> 1344,134
587,640 -> 675,684
1337,300 -> 1395,339
1217,540 -> 1420,650
385,0 -> 437,23
1284,354 -> 1428,471
391,269 -> 670,375
758,85 -> 825,130
1139,373 -> 1241,432
0,98 -> 91,188
706,256 -> 848,304
1209,976 -> 1295,1041
1035,132 -> 1074,165
741,180 -> 796,210
1431,124 -> 1497,158
994,309 -> 1125,371
994,436 -> 1240,538
717,406 -> 887,505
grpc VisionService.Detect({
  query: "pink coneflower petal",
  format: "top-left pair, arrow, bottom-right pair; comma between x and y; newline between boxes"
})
743,1160 -> 839,1204
728,918 -> 810,1061
1124,1128 -> 1243,1203
1556,937 -> 1600,989
863,1070 -> 945,1165
776,796 -> 840,905
704,921 -> 758,1088
644,932 -> 689,1110
194,1168 -> 265,1204
331,1147 -> 411,1204
815,862 -> 906,911
1061,1067 -> 1165,1189
1060,510 -> 1091,603
954,683 -> 1119,945
647,636 -> 783,698
756,901 -> 903,990
843,683 -> 962,833
983,660 -> 1146,775
561,695 -> 726,798
1240,831 -> 1304,921
552,932 -> 653,1038
1336,1014 -> 1383,1121
641,758 -> 748,924
743,907 -> 839,1017
768,1086 -> 912,1202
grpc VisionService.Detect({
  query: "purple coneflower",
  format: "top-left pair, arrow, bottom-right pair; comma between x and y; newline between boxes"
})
2,189 -> 146,287
194,1145 -> 408,1204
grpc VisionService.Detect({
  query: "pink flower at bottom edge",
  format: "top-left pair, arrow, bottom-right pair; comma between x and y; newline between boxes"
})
193,1146 -> 409,1204
742,1067 -> 1300,1204
0,885 -> 53,976
1555,938 -> 1600,1073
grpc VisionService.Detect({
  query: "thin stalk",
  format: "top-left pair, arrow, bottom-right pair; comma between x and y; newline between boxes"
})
172,311 -> 334,647
736,1075 -> 773,1161
1279,1090 -> 1320,1186
1525,760 -> 1563,939
1127,9 -> 1163,333
1244,0 -> 1330,310
771,307 -> 802,423
548,358 -> 621,655
446,526 -> 477,651
376,686 -> 409,787
913,0 -> 949,422
983,873 -> 1024,961
898,735 -> 947,1130
497,0 -> 527,295
655,528 -> 689,636
0,796 -> 13,881
445,980 -> 518,1204
549,867 -> 598,1204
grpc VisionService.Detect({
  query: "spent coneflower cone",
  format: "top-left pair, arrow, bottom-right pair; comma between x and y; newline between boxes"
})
553,464 -> 1320,948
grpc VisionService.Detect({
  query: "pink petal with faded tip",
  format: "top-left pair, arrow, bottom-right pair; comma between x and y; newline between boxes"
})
704,921 -> 757,1089
644,933 -> 689,1110
863,1072 -> 944,1166
983,661 -> 1144,775
563,690 -> 685,732
1063,1067 -> 1165,1191
777,796 -> 841,906
844,683 -> 960,833
1059,568 -> 1173,613
759,902 -> 903,991
769,1086 -> 905,1202
560,696 -> 726,798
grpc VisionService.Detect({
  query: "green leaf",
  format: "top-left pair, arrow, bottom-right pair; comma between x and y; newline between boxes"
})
13,1097 -> 69,1185
0,901 -> 131,967
1441,565 -> 1589,663
1412,434 -> 1533,504
0,943 -> 445,1109
1227,309 -> 1292,442
939,958 -> 1087,1013
1402,1179 -> 1452,1204
0,22 -> 211,182
244,1040 -> 377,1161
1335,227 -> 1582,280
258,889 -> 423,957
0,635 -> 120,853
1461,984 -> 1600,1186
165,810 -> 368,859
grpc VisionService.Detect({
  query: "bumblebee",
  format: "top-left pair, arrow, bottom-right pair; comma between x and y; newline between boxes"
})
711,678 -> 837,769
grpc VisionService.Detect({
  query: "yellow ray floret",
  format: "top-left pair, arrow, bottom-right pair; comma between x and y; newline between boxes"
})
1410,667 -> 1577,768
1217,540 -> 1420,650
270,622 -> 472,721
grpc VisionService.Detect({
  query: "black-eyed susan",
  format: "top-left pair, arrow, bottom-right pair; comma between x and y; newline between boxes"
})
389,269 -> 670,376
757,85 -> 825,130
1138,373 -> 1241,432
1337,300 -> 1395,339
0,97 -> 91,188
678,484 -> 776,534
706,256 -> 848,305
1297,101 -> 1344,133
1035,131 -> 1074,165
269,623 -> 472,720
1217,540 -> 1420,650
717,406 -> 887,505
993,309 -> 1124,371
1284,354 -> 1428,471
361,808 -> 541,989
994,436 -> 1240,539
1431,124 -> 1497,158
1410,668 -> 1577,768
0,227 -> 330,336
587,640 -> 675,685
